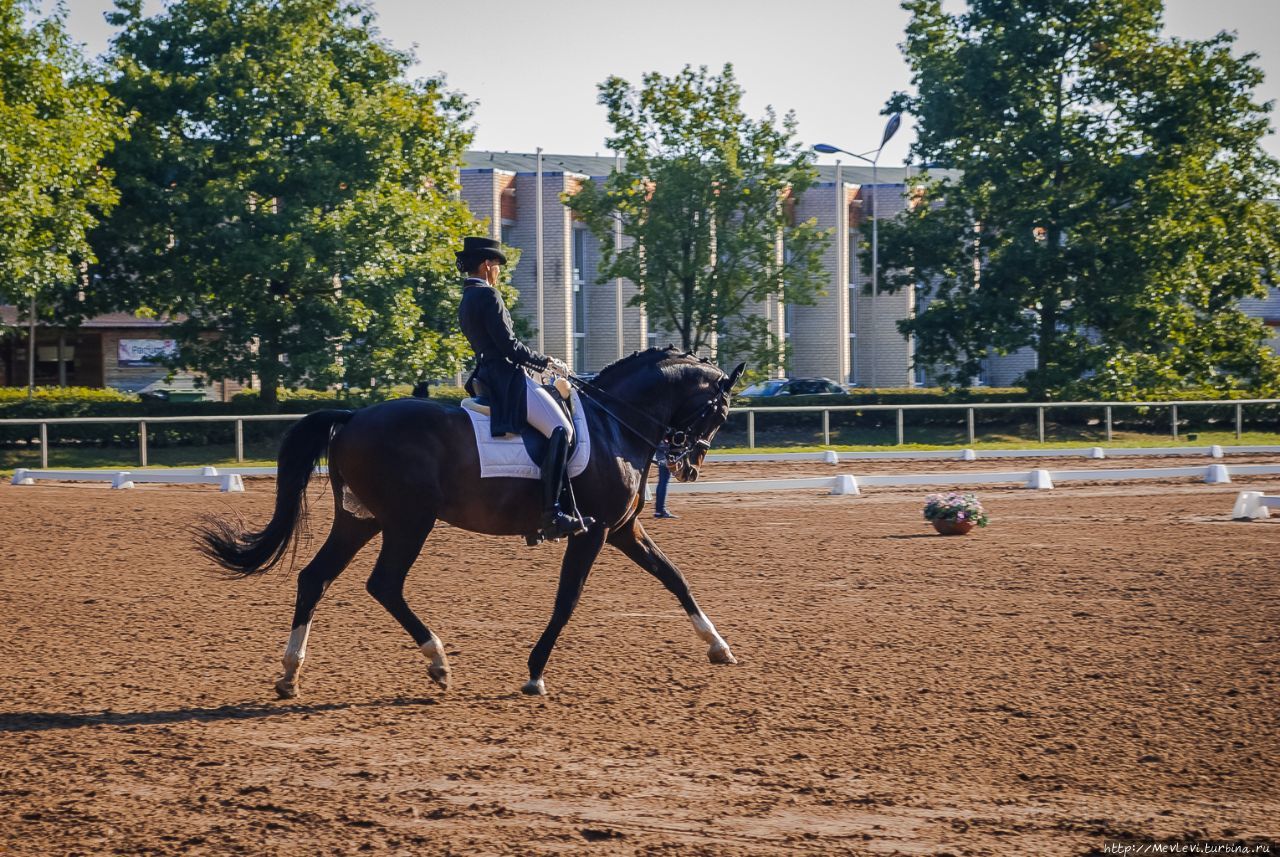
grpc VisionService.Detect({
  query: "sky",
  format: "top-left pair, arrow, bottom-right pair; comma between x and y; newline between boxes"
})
56,0 -> 1280,166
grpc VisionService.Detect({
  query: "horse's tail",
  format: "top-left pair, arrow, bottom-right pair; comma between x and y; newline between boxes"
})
197,409 -> 354,578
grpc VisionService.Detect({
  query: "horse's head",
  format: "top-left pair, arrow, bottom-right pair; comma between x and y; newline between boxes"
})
664,360 -> 744,483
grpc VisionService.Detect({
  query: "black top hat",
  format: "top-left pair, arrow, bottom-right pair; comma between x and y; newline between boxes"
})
456,236 -> 507,266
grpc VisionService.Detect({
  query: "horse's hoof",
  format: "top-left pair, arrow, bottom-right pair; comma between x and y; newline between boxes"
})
708,645 -> 738,665
427,665 -> 450,691
275,679 -> 299,699
521,678 -> 546,696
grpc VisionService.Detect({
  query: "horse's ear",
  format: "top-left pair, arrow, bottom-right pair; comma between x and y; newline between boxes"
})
723,362 -> 746,390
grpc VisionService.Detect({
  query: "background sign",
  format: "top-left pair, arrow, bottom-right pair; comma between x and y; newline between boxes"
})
117,339 -> 177,367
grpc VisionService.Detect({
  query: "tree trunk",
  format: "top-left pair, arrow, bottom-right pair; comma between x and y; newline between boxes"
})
257,341 -> 281,411
1034,300 -> 1058,397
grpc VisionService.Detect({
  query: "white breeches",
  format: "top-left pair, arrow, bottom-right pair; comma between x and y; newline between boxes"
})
525,374 -> 573,442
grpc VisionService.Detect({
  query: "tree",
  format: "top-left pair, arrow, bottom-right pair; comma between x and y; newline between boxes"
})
93,0 -> 479,406
876,0 -> 1280,397
0,0 -> 125,326
566,64 -> 827,373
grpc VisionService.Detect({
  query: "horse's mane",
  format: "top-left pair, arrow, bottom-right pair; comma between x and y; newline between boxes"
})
589,345 -> 722,389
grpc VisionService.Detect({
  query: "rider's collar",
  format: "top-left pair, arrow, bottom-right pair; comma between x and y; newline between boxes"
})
463,277 -> 489,287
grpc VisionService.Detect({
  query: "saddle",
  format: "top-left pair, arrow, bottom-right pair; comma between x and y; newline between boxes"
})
461,377 -> 579,468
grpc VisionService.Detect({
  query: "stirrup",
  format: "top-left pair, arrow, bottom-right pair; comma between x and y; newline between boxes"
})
540,510 -> 580,541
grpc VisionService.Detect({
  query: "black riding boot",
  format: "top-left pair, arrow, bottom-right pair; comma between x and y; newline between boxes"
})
534,427 -> 585,544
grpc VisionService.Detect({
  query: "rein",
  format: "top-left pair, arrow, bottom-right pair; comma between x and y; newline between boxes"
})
565,372 -> 726,465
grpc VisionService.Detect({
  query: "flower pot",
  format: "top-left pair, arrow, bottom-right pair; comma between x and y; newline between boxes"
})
932,519 -> 975,536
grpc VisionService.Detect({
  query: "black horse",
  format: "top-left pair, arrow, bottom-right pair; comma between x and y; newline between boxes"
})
199,347 -> 745,697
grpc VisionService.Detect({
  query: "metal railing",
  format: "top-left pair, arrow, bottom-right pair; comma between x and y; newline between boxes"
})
0,398 -> 1277,466
0,414 -> 299,468
730,399 -> 1278,448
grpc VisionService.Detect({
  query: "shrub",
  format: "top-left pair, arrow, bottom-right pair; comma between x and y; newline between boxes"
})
0,386 -> 137,404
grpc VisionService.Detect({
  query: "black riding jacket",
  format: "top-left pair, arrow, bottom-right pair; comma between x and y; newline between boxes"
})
458,278 -> 550,436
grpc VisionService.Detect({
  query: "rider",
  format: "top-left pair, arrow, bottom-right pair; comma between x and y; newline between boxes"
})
455,236 -> 591,543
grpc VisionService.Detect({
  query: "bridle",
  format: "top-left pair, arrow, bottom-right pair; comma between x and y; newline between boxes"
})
565,372 -> 728,467
662,387 -> 729,469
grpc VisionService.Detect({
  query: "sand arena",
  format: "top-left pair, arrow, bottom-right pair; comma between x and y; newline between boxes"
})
0,459 -> 1276,855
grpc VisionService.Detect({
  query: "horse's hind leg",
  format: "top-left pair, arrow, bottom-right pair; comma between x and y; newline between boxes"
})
608,519 -> 737,665
278,513 -> 380,699
364,522 -> 451,691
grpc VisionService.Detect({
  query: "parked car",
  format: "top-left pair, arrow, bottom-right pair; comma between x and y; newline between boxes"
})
737,378 -> 846,398
737,379 -> 788,397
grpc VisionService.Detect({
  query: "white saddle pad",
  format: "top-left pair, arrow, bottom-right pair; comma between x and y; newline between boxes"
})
463,389 -> 591,480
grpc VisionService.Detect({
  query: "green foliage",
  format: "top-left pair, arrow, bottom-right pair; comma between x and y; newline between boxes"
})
565,64 -> 828,374
92,0 -> 480,407
229,387 -> 349,403
0,385 -> 456,448
879,0 -> 1280,398
0,0 -> 127,314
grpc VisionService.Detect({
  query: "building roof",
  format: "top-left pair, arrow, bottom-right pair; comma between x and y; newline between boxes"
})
0,307 -> 176,329
814,163 -> 963,186
464,150 -> 959,186
464,151 -> 617,176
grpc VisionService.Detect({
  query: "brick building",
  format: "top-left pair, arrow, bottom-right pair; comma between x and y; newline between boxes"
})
461,151 -> 1280,387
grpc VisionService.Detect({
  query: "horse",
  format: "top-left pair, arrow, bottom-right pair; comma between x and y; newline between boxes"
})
198,347 -> 745,697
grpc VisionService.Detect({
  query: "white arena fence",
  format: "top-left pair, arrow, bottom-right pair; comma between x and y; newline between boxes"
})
654,462 -> 1280,497
16,460 -> 1271,496
12,466 -> 244,492
0,397 -> 1277,469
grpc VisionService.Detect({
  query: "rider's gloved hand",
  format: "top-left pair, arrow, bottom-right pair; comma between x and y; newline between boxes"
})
547,357 -> 570,376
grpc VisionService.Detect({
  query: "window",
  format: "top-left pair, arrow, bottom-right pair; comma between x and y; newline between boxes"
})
848,282 -> 859,386
776,245 -> 794,375
500,222 -> 514,246
573,227 -> 586,284
573,228 -> 586,370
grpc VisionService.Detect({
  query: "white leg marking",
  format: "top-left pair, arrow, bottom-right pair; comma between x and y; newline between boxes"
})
690,612 -> 719,643
282,622 -> 311,678
690,612 -> 737,665
419,633 -> 451,690
276,622 -> 311,699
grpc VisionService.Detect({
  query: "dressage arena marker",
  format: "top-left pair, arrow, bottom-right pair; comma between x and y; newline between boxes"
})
1231,491 -> 1280,519
11,467 -> 244,492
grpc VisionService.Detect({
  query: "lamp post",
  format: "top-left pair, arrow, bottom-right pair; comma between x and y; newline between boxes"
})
814,112 -> 901,389
536,146 -> 545,354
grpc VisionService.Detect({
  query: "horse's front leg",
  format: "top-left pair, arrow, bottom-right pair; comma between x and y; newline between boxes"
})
607,518 -> 737,665
523,524 -> 608,696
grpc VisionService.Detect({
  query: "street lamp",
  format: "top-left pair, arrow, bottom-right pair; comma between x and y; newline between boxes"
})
814,112 -> 901,389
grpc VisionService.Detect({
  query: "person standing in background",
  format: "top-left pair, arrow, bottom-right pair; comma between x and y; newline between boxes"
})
653,440 -> 676,519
